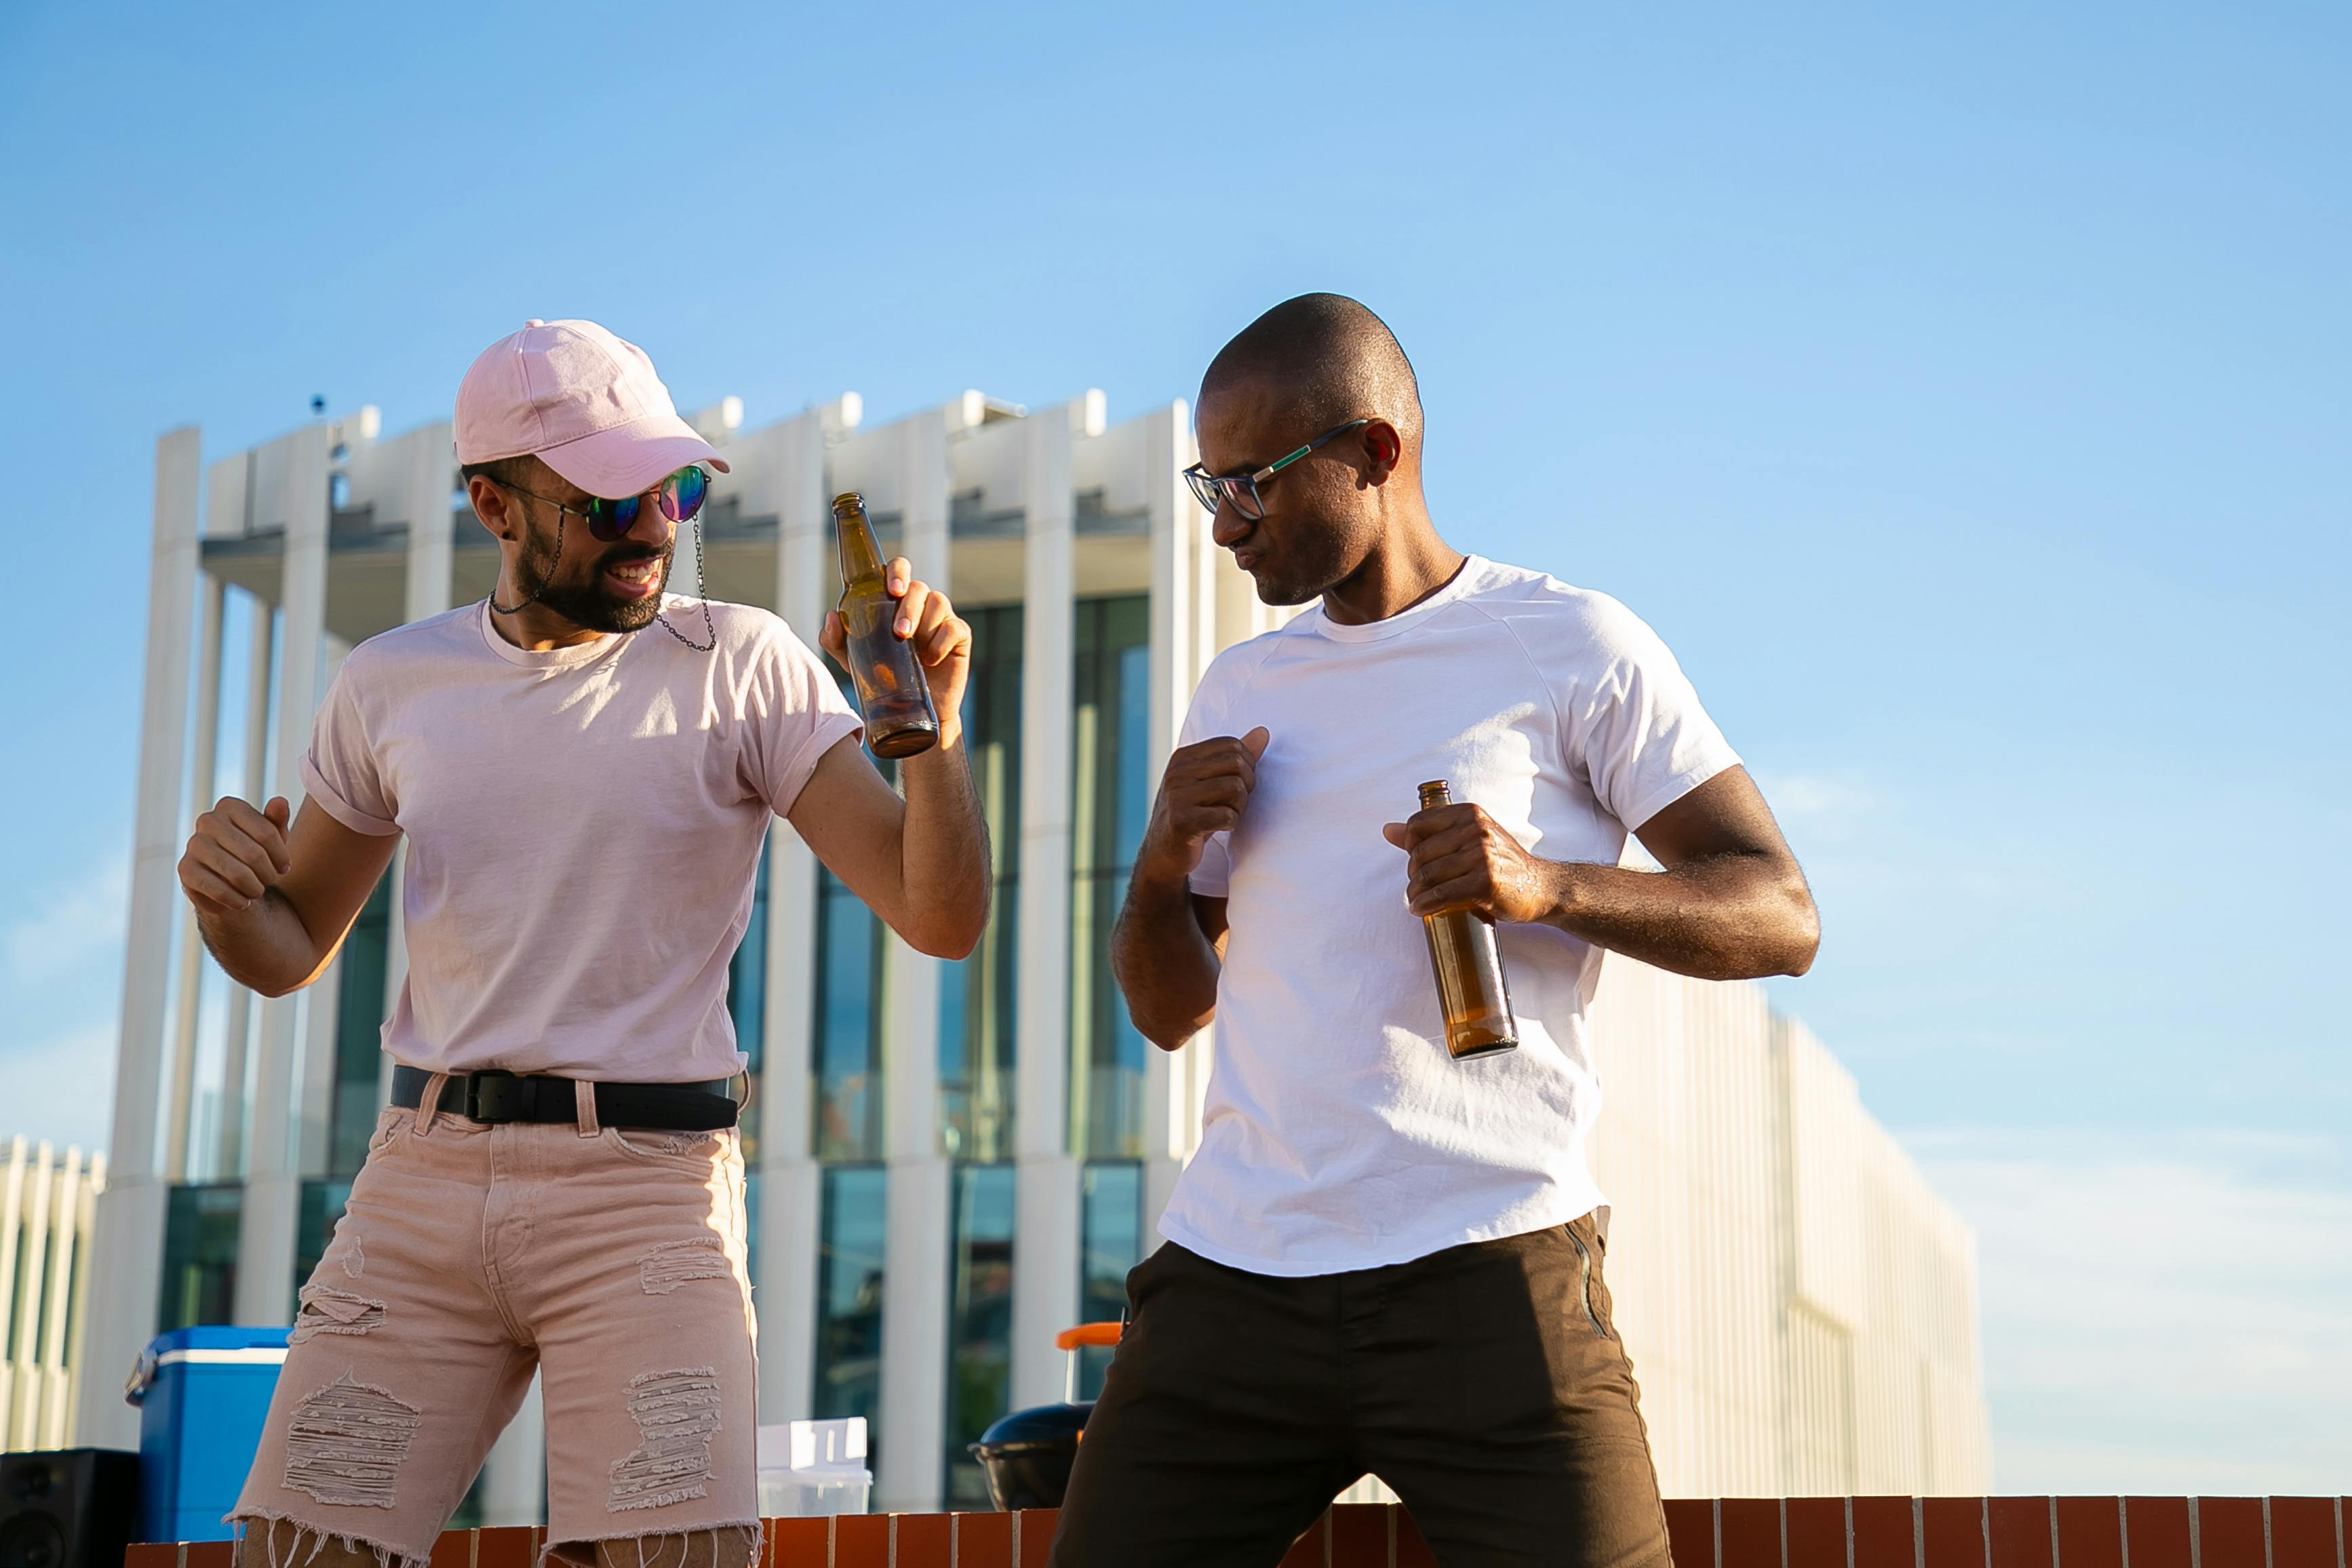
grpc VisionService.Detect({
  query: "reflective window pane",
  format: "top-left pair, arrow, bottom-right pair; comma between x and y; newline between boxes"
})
944,1162 -> 1017,1505
1077,1160 -> 1143,1399
1070,596 -> 1152,1158
815,1166 -> 888,1455
939,604 -> 1021,1161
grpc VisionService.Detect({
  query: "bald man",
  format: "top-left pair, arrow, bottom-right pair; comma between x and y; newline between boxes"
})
1051,296 -> 1821,1567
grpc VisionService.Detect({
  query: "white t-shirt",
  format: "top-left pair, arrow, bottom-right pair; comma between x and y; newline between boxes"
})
1156,557 -> 1740,1276
300,597 -> 862,1082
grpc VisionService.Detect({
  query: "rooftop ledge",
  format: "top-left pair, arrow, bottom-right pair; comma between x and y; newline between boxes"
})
126,1495 -> 2352,1568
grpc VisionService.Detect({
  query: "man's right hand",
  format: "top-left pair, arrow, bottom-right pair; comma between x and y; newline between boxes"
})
179,796 -> 294,918
1133,727 -> 1270,886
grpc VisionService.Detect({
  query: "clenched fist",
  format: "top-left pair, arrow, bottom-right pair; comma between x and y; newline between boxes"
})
1134,727 -> 1271,887
179,796 -> 293,918
1381,800 -> 1560,925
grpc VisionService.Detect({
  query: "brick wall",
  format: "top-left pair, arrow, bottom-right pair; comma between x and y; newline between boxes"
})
125,1496 -> 2350,1568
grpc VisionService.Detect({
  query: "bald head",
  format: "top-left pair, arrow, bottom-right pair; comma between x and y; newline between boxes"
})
1200,293 -> 1423,457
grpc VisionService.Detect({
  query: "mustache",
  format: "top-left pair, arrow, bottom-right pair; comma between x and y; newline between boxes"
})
598,541 -> 673,566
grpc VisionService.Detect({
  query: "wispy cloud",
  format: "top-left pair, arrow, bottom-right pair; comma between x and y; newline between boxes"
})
0,846 -> 130,989
0,1023 -> 118,1156
1906,1124 -> 2352,1495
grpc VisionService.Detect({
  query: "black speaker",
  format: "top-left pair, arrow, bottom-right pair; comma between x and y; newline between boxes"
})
0,1450 -> 139,1568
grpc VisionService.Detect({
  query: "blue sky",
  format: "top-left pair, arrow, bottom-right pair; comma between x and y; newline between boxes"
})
1,0 -> 2344,1493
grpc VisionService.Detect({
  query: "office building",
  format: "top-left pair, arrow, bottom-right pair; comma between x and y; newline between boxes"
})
84,385 -> 1986,1514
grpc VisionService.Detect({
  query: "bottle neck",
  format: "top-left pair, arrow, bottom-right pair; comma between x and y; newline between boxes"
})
1417,781 -> 1453,811
834,503 -> 886,584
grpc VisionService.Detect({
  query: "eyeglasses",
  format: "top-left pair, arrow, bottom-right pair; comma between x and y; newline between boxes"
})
1182,419 -> 1370,522
498,465 -> 711,542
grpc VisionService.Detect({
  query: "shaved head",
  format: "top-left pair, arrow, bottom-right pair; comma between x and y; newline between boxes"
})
1200,293 -> 1424,456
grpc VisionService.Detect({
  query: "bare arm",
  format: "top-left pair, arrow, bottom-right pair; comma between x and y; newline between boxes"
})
793,560 -> 992,960
1383,765 -> 1820,981
1110,728 -> 1266,1049
178,796 -> 400,998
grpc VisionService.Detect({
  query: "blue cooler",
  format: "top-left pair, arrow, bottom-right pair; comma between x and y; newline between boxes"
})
126,1326 -> 290,1542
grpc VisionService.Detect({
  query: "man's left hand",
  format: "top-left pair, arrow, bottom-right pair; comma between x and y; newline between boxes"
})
1381,803 -> 1562,925
821,556 -> 971,728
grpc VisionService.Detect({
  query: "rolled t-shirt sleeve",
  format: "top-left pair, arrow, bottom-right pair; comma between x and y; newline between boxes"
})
1556,594 -> 1741,831
745,621 -> 865,817
299,663 -> 400,836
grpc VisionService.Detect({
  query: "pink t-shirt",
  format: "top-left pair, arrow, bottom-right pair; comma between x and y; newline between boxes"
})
300,597 -> 862,1081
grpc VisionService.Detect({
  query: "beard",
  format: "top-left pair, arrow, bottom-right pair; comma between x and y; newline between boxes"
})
515,525 -> 675,633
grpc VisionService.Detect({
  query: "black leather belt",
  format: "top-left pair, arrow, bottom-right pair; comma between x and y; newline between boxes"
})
389,1065 -> 738,1132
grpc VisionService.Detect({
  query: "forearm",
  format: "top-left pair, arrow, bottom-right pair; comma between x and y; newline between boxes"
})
195,890 -> 335,998
1542,852 -> 1819,981
893,724 -> 991,958
1111,867 -> 1221,1050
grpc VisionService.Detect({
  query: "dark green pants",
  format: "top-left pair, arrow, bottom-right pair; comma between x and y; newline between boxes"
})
1048,1212 -> 1672,1568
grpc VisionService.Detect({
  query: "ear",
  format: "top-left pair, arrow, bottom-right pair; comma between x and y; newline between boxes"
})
467,474 -> 517,542
1360,419 -> 1403,484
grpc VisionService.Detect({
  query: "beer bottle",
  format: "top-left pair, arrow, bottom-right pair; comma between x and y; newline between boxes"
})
832,492 -> 941,759
1415,780 -> 1520,1059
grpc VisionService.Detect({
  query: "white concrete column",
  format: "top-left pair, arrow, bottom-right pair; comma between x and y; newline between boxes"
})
77,427 -> 201,1446
401,421 -> 456,621
875,408 -> 954,1513
295,638 -> 352,1180
756,406 -> 841,1430
218,598 -> 273,1178
1010,406 -> 1082,1413
378,424 -> 453,1112
165,574 -> 226,1182
237,422 -> 332,1327
1139,403 -> 1216,1234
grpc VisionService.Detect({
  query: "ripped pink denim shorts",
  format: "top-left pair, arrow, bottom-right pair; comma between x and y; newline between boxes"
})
231,1082 -> 759,1567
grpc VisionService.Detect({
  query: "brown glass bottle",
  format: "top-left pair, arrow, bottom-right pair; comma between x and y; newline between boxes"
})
1415,780 -> 1520,1059
832,492 -> 941,759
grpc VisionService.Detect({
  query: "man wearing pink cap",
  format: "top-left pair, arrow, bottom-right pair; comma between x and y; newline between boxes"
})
177,321 -> 991,1567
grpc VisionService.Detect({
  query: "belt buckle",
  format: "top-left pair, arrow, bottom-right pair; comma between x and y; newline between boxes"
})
465,1069 -> 526,1124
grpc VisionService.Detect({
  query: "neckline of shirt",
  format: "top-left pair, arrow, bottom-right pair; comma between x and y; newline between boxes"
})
473,597 -> 640,670
1305,555 -> 1490,644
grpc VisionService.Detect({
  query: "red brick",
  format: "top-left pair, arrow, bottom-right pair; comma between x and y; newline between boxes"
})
956,1511 -> 1014,1568
1280,1511 -> 1331,1567
830,1513 -> 886,1568
1987,1497 -> 2053,1568
1785,1496 -> 1846,1567
427,1529 -> 472,1568
1720,1497 -> 1781,1568
2194,1497 -> 2265,1568
185,1546 -> 233,1568
2054,1498 -> 2124,1568
897,1512 -> 953,1568
1331,1504 -> 1390,1568
475,1527 -> 533,1568
770,1516 -> 828,1568
123,1548 -> 178,1568
2123,1497 -> 2191,1568
1852,1497 -> 1917,1568
1016,1509 -> 1059,1568
1662,1499 -> 1714,1568
1396,1508 -> 1439,1568
1923,1497 -> 1986,1567
2268,1498 -> 2343,1568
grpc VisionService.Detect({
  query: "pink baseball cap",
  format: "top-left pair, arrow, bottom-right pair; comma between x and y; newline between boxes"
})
454,319 -> 730,498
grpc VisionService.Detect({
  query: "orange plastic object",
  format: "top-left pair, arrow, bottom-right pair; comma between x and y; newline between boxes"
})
1054,1321 -> 1123,1351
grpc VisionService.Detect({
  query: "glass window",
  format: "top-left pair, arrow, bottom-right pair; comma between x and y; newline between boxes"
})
293,1177 -> 355,1293
1076,1160 -> 1144,1399
944,1162 -> 1017,1506
157,1183 -> 242,1331
813,863 -> 885,1162
326,876 -> 393,1177
1070,596 -> 1154,1158
729,841 -> 769,1162
938,604 -> 1022,1161
814,1166 -> 888,1459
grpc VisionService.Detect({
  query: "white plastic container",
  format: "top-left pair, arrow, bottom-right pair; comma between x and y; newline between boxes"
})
756,1416 -> 872,1516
